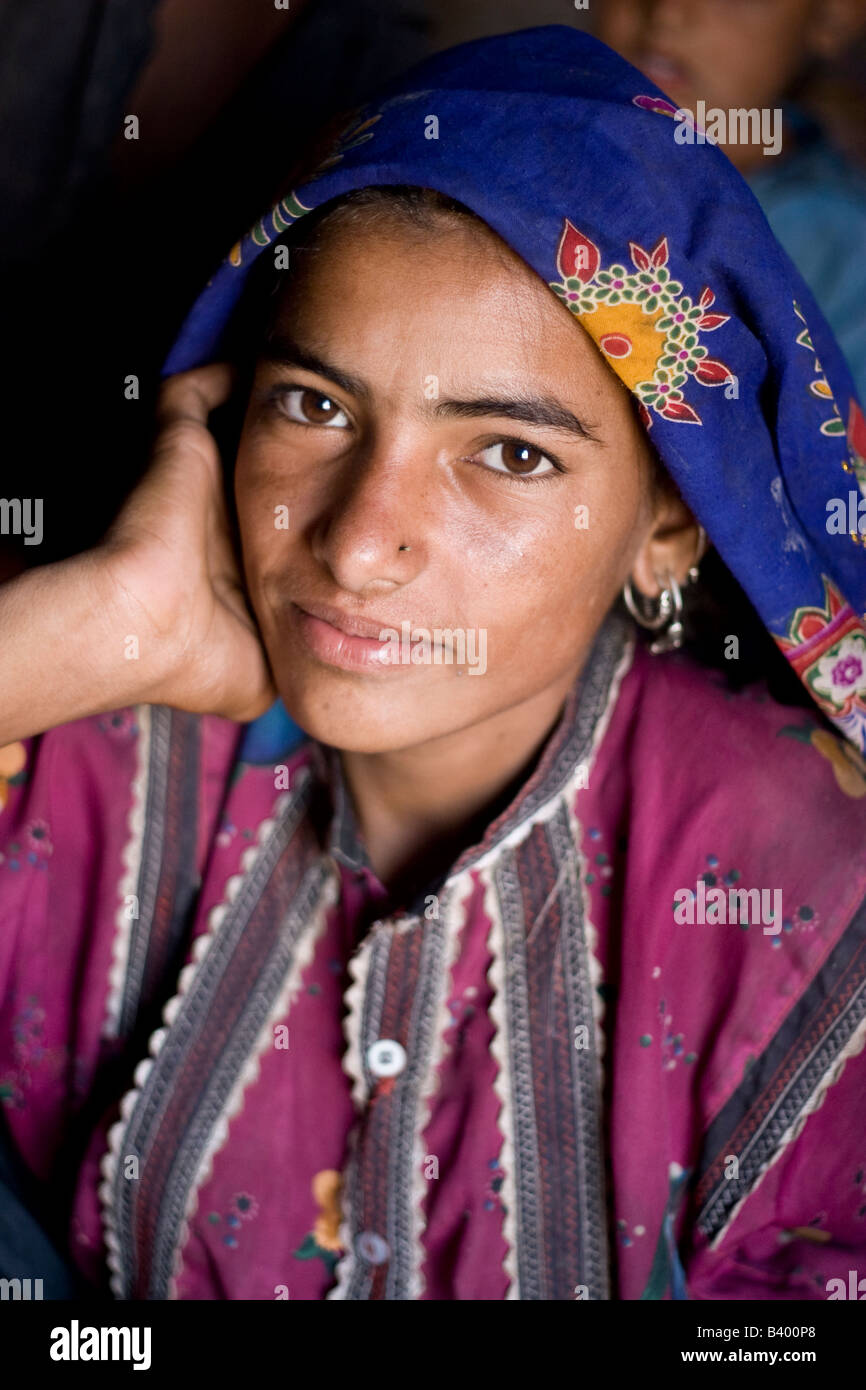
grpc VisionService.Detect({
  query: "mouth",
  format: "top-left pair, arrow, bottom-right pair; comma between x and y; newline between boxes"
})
289,599 -> 424,674
637,49 -> 692,97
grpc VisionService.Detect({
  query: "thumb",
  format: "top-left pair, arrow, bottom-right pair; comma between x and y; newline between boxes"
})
155,363 -> 236,430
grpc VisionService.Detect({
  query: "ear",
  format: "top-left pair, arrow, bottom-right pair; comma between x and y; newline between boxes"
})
806,0 -> 866,61
628,489 -> 704,598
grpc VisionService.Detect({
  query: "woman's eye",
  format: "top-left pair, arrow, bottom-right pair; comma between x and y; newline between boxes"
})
276,387 -> 350,428
474,440 -> 557,478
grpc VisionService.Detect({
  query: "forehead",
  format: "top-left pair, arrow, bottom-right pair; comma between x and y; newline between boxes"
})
264,212 -> 611,392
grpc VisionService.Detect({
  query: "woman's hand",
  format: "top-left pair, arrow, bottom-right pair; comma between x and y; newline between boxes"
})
98,365 -> 278,723
0,364 -> 278,746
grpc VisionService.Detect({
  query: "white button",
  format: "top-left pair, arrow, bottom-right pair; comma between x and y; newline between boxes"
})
356,1231 -> 390,1265
366,1038 -> 406,1078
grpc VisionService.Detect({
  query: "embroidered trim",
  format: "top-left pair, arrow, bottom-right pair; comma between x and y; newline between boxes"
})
565,626 -> 635,1073
126,705 -> 176,1036
490,850 -> 548,1297
707,1015 -> 866,1252
409,876 -> 471,1300
330,882 -> 467,1300
104,705 -> 152,1039
482,865 -> 521,1299
168,863 -> 337,1298
696,894 -> 866,1247
547,803 -> 609,1298
330,922 -> 399,1300
480,617 -> 633,1299
445,610 -> 634,879
340,919 -> 388,1113
486,804 -> 612,1300
776,575 -> 866,754
100,768 -> 336,1299
328,925 -> 388,1298
103,707 -> 203,1042
567,623 -> 633,1233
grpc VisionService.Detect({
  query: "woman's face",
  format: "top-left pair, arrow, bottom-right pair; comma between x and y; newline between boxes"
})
234,211 -> 690,753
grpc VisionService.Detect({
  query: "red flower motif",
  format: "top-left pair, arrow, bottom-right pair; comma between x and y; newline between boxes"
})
638,402 -> 654,430
697,313 -> 730,331
693,357 -> 733,386
699,287 -> 715,308
628,237 -> 668,271
660,399 -> 702,424
556,219 -> 600,283
848,398 -> 866,460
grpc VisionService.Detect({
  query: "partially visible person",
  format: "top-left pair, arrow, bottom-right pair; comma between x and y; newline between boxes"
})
597,0 -> 866,401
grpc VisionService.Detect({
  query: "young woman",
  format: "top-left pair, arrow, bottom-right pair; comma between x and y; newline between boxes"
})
1,27 -> 865,1301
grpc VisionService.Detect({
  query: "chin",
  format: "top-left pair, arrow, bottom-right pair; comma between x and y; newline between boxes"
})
275,672 -> 460,754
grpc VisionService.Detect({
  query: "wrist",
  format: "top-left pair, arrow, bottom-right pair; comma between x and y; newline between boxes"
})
73,548 -> 181,712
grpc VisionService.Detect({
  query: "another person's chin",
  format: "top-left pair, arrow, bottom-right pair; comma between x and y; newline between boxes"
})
647,71 -> 701,113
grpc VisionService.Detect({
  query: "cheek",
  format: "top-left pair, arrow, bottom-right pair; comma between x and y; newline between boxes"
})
444,468 -> 648,658
597,3 -> 643,50
697,21 -> 799,105
234,472 -> 296,599
234,435 -> 321,564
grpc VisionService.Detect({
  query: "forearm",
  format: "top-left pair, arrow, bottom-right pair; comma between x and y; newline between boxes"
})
0,552 -> 171,745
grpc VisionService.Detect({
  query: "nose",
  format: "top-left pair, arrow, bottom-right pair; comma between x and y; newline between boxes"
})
309,435 -> 429,596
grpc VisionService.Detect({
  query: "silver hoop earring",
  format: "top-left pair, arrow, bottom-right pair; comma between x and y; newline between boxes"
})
622,570 -> 684,653
687,524 -> 707,584
623,525 -> 708,654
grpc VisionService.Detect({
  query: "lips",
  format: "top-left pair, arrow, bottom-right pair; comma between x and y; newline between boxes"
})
290,599 -> 410,674
295,598 -> 401,641
638,50 -> 691,96
289,600 -> 460,675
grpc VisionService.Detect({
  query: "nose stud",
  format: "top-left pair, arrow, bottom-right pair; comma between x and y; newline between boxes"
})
398,544 -> 411,552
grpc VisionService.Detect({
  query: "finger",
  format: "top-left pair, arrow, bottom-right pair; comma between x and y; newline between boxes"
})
155,363 -> 236,429
206,496 -> 245,595
147,362 -> 236,504
109,382 -> 230,554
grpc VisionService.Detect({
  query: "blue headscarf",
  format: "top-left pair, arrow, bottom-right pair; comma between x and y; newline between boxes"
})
164,25 -> 866,752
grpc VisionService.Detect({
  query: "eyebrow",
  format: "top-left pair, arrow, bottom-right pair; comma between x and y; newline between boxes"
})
261,332 -> 601,442
261,333 -> 370,400
433,394 -> 600,442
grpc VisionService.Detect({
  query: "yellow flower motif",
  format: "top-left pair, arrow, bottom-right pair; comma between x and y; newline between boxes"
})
0,741 -> 26,811
579,300 -> 666,391
809,729 -> 866,798
311,1169 -> 343,1252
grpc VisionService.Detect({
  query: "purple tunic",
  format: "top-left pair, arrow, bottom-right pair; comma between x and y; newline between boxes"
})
2,615 -> 865,1299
